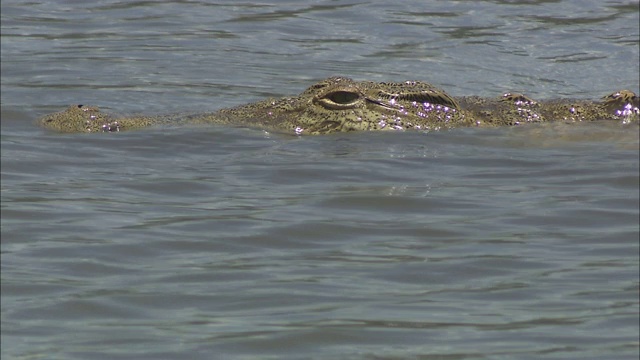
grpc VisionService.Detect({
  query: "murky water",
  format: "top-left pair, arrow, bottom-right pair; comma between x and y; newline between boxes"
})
2,1 -> 639,359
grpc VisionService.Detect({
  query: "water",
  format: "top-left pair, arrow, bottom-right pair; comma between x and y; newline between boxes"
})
1,1 -> 639,359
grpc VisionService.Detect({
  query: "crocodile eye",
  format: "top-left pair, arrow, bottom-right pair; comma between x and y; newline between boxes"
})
317,90 -> 361,109
326,91 -> 360,104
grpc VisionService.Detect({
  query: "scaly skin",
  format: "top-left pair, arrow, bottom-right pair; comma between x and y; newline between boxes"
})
38,76 -> 639,134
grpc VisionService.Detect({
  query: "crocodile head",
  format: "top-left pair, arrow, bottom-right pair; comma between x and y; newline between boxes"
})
39,77 -> 467,134
230,76 -> 466,134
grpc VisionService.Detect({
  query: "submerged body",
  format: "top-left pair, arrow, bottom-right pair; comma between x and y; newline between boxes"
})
39,76 -> 639,134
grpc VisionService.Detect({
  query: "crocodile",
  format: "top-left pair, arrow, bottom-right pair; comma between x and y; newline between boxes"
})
39,76 -> 639,135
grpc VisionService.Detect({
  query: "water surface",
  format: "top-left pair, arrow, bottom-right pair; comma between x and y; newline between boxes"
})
1,1 -> 639,359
